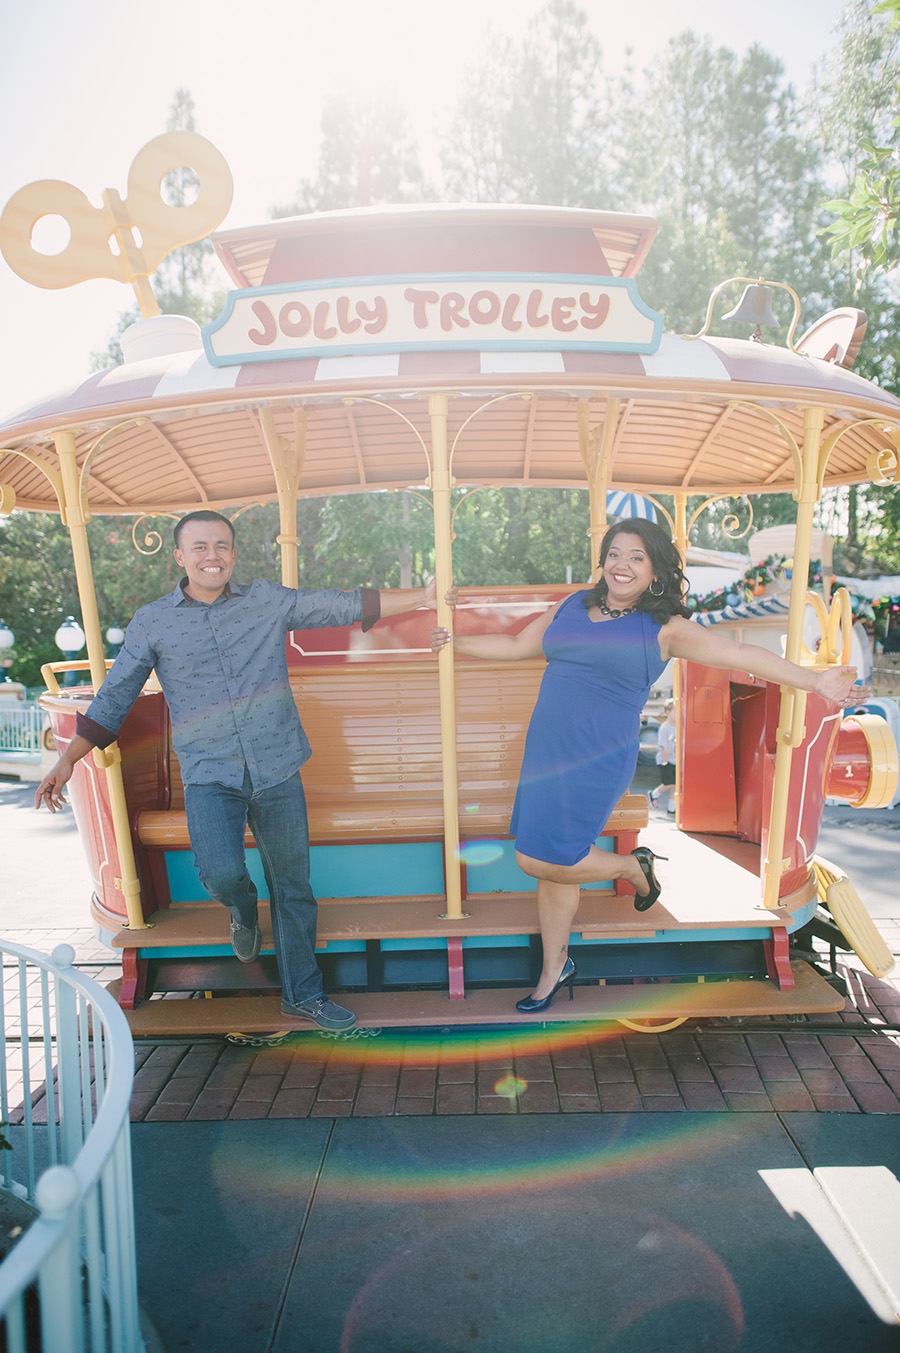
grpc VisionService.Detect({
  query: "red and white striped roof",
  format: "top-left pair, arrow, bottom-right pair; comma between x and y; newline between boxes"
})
1,203 -> 899,516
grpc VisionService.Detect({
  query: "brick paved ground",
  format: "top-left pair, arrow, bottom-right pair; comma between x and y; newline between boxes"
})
4,923 -> 900,1124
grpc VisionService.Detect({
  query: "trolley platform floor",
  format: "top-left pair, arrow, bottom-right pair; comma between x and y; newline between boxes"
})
108,959 -> 843,1036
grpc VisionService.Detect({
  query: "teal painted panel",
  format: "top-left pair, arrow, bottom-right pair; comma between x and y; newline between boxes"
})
164,841 -> 445,903
380,935 -> 532,953
785,897 -> 818,933
380,937 -> 445,952
164,849 -> 268,903
463,934 -> 530,950
570,928 -> 762,947
137,940 -> 366,958
312,842 -> 445,898
138,945 -> 237,958
377,929 -> 799,949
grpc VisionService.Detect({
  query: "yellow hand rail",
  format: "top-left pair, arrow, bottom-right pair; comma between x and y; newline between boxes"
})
40,659 -> 114,697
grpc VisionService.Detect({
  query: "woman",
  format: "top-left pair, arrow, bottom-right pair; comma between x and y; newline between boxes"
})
431,519 -> 866,1014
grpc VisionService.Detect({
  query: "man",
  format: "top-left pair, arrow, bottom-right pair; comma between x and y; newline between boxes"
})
35,509 -> 440,1031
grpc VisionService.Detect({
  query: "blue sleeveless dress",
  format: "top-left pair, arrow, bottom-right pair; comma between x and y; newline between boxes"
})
509,591 -> 666,866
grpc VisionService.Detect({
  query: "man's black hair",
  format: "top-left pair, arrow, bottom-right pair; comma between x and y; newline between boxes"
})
173,510 -> 235,549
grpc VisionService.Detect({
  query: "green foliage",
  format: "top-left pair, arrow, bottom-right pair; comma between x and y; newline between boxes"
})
822,141 -> 900,267
874,0 -> 900,22
442,0 -> 613,206
272,93 -> 431,216
450,488 -> 592,585
0,511 -> 177,686
817,1 -> 900,269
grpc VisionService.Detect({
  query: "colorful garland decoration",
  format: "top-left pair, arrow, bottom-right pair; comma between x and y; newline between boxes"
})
691,555 -> 822,614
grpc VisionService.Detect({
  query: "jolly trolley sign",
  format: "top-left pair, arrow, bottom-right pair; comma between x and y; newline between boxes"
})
202,273 -> 664,365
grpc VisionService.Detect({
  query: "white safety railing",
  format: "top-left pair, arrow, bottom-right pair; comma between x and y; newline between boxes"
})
0,942 -> 142,1352
0,705 -> 43,756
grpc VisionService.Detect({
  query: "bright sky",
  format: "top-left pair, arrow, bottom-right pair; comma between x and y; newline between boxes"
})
0,0 -> 852,416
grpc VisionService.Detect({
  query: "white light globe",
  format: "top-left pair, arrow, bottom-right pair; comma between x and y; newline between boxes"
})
55,618 -> 85,653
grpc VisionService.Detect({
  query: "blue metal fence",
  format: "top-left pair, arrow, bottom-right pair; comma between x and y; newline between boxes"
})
0,704 -> 43,757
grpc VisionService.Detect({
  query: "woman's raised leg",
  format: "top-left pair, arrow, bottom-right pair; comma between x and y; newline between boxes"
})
517,843 -> 649,893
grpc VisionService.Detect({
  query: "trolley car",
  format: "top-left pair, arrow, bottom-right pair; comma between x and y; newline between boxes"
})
0,132 -> 896,1035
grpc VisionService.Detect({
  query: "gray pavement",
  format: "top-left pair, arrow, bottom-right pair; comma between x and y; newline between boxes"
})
0,774 -> 93,929
129,1114 -> 900,1351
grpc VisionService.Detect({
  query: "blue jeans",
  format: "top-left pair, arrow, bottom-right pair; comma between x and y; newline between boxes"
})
184,769 -> 322,1004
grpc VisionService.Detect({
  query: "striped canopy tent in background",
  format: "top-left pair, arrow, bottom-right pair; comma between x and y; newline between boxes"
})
695,595 -> 792,627
606,491 -> 656,521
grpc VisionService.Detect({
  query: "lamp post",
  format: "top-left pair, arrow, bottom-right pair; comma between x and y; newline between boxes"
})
105,626 -> 125,659
0,620 -> 15,683
54,617 -> 86,688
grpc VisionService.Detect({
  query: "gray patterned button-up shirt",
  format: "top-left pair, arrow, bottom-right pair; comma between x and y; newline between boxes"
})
77,579 -> 376,791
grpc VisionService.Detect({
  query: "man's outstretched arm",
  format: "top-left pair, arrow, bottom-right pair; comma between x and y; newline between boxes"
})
378,578 -> 454,619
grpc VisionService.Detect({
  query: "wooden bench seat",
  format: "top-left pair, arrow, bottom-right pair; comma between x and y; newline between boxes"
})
136,790 -> 648,848
135,660 -> 649,848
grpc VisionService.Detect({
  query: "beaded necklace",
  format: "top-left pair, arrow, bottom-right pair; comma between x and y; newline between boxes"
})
598,603 -> 638,618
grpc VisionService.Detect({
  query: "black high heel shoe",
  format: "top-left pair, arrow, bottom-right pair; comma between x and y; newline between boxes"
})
631,847 -> 668,912
516,957 -> 576,1014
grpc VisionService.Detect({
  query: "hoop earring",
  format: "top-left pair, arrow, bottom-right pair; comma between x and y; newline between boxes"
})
649,578 -> 665,596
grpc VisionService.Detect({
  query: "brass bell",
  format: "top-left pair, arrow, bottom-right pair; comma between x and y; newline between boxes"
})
722,284 -> 778,339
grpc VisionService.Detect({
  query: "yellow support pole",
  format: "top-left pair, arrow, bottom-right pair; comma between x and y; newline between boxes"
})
672,492 -> 689,563
429,394 -> 465,920
54,430 -> 148,929
671,492 -> 689,828
259,407 -> 305,588
578,398 -> 619,581
761,406 -> 824,911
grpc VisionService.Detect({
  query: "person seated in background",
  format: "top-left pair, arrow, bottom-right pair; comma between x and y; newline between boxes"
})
649,697 -> 677,813
852,617 -> 875,687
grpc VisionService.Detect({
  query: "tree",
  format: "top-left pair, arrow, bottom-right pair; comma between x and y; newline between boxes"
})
817,0 -> 900,269
619,33 -> 736,230
450,488 -> 592,585
616,32 -> 836,332
442,0 -> 614,206
272,93 -> 431,216
811,1 -> 900,567
0,511 -> 181,687
153,89 -> 225,321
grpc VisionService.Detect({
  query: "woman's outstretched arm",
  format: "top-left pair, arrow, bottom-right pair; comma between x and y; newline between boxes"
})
430,600 -> 559,661
659,614 -> 868,707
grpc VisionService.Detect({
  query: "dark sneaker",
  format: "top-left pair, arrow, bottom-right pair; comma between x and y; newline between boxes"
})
280,995 -> 356,1030
230,918 -> 261,963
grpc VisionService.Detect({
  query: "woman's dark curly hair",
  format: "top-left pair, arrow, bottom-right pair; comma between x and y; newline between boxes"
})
583,519 -> 692,624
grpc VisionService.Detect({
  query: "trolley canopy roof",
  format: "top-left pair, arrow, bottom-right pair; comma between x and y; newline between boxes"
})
2,203 -> 899,516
